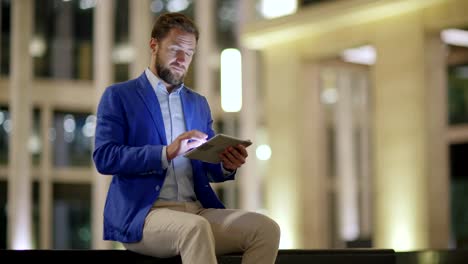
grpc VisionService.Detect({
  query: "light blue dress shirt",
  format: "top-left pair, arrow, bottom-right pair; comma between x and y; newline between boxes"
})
145,68 -> 197,202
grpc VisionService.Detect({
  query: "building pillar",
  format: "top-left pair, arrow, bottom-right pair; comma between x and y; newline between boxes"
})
425,33 -> 449,249
299,63 -> 330,248
8,0 -> 34,249
92,0 -> 114,249
372,12 -> 449,250
263,45 -> 301,248
335,70 -> 359,243
39,105 -> 52,249
129,0 -> 151,79
357,71 -> 373,240
194,0 -> 216,104
238,0 -> 261,212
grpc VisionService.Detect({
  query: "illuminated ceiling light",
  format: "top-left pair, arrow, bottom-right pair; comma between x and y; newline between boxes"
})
63,114 -> 76,133
167,0 -> 190,12
341,45 -> 376,65
28,134 -> 41,154
29,36 -> 46,58
256,144 -> 272,161
441,28 -> 468,48
82,115 -> 97,138
220,48 -> 242,112
259,0 -> 297,19
79,0 -> 96,10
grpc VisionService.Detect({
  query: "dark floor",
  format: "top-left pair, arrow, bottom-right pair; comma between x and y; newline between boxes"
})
0,248 -> 467,264
0,249 -> 395,264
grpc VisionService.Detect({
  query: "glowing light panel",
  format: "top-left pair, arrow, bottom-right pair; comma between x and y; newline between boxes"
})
221,48 -> 242,112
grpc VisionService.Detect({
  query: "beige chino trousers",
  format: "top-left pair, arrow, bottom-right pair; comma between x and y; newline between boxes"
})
123,201 -> 280,264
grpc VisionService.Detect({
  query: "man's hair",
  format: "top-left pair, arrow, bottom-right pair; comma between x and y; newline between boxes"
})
151,12 -> 199,41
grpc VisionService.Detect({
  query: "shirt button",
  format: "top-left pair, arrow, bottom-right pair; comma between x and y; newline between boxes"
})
155,185 -> 160,191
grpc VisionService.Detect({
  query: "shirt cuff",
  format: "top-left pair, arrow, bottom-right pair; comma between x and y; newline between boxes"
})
161,146 -> 169,169
221,163 -> 236,177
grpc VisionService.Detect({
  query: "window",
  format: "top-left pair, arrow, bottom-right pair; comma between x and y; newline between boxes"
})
52,111 -> 95,167
33,0 -> 94,80
448,63 -> 468,125
53,183 -> 91,249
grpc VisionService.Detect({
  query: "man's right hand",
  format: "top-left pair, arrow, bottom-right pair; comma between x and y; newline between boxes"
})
166,130 -> 208,161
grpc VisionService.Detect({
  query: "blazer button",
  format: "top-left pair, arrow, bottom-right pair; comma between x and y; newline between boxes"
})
155,185 -> 160,191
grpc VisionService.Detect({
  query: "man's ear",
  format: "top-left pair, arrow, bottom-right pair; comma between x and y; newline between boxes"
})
149,38 -> 158,53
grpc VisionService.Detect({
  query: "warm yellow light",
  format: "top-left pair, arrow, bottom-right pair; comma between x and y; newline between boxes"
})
279,225 -> 294,249
221,48 -> 242,112
391,224 -> 413,251
376,139 -> 428,251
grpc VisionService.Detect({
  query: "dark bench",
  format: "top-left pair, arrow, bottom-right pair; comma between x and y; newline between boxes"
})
0,249 -> 396,264
396,249 -> 468,264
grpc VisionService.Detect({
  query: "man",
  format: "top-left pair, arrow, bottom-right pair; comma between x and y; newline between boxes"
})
93,12 -> 280,264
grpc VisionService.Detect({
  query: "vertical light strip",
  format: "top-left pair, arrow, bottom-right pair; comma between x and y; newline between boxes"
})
221,48 -> 242,112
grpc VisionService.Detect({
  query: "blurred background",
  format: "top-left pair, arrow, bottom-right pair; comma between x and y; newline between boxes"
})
0,0 -> 467,253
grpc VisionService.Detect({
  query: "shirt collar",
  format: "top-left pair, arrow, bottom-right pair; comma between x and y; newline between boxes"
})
145,67 -> 183,94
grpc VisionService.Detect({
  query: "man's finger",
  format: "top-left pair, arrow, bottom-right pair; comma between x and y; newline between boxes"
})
187,139 -> 205,149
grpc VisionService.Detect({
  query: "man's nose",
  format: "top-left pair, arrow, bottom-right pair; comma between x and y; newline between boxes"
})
176,51 -> 186,63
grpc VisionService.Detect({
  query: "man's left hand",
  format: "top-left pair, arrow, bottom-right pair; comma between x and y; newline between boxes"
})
220,144 -> 248,171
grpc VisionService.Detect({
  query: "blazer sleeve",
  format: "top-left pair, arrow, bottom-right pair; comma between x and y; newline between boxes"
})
93,86 -> 165,176
200,96 -> 236,183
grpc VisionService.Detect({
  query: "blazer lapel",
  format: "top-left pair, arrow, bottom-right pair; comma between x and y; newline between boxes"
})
136,73 -> 167,144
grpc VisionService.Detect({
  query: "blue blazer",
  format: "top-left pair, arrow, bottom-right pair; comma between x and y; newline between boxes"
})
93,73 -> 234,243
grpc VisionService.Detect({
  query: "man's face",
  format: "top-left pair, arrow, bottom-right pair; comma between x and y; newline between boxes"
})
152,28 -> 196,86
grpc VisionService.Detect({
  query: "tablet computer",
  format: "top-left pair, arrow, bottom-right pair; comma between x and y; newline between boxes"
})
184,134 -> 252,163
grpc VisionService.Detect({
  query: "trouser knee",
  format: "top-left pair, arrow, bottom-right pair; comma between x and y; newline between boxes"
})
263,217 -> 281,243
185,216 -> 214,240
251,214 -> 281,246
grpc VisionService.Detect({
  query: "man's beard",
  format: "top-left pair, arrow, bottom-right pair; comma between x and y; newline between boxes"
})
155,56 -> 185,86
